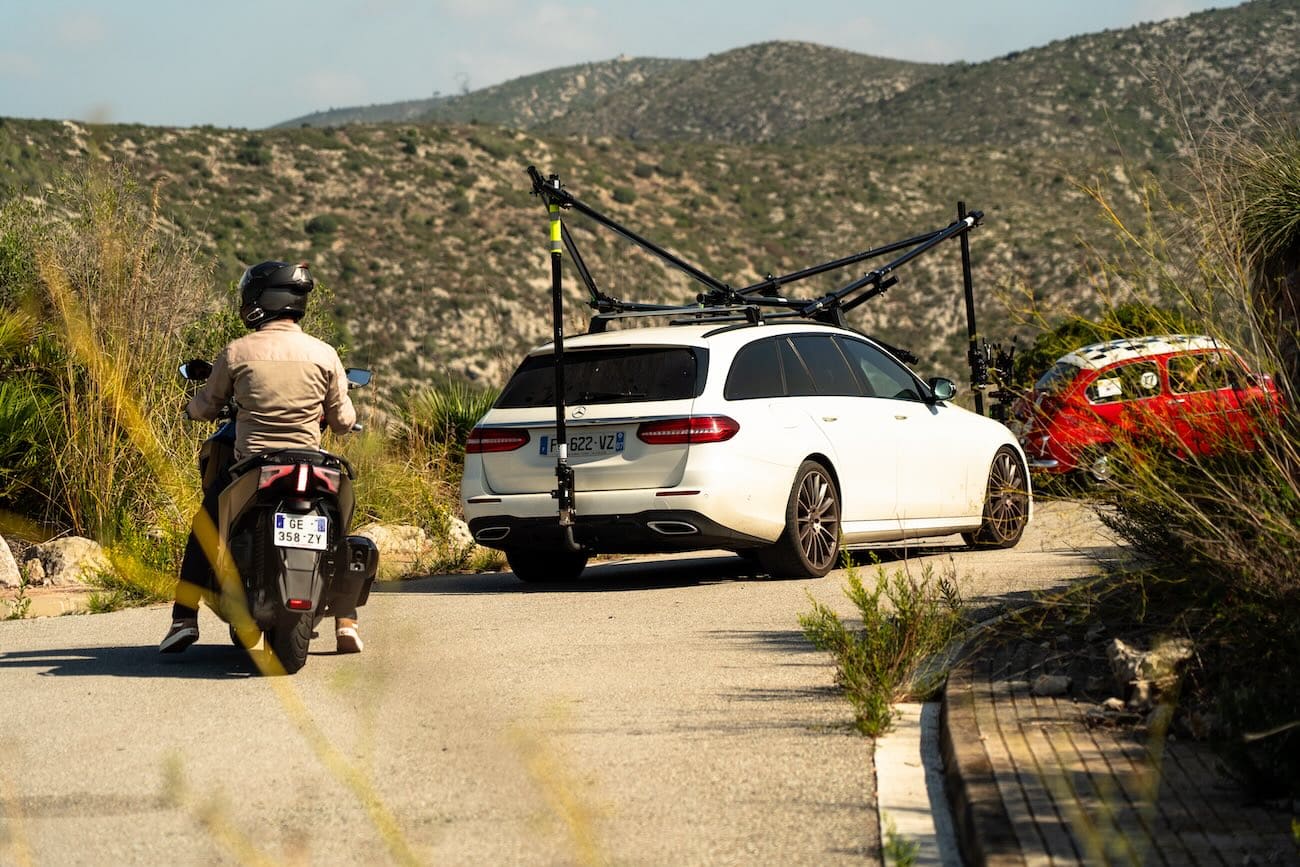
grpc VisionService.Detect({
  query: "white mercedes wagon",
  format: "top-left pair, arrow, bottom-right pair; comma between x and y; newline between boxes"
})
460,320 -> 1031,582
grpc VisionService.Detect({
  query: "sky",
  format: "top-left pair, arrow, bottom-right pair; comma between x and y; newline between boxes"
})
0,0 -> 1245,130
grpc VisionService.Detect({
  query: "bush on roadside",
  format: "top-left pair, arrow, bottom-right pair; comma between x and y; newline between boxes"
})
1061,116 -> 1300,797
0,160 -> 492,612
800,560 -> 965,736
397,379 -> 499,458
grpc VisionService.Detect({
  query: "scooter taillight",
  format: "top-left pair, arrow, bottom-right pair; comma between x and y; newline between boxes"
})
258,465 -> 296,489
286,598 -> 313,611
311,466 -> 341,494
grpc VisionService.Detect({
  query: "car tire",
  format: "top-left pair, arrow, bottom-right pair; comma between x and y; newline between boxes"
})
963,447 -> 1030,549
757,460 -> 841,579
505,548 -> 589,583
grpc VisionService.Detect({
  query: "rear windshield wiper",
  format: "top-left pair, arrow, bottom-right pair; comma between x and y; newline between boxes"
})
576,390 -> 647,402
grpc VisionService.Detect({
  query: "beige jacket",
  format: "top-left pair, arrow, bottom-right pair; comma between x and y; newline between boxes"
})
188,320 -> 356,460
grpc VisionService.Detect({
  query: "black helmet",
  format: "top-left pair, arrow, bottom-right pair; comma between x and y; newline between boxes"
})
238,260 -> 313,328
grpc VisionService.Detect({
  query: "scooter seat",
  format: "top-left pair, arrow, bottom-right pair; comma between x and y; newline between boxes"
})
229,448 -> 353,479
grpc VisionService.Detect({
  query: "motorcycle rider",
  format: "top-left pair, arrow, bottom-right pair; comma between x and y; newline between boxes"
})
160,261 -> 364,655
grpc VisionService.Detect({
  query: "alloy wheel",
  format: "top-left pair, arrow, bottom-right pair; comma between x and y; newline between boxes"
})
986,451 -> 1029,542
795,468 -> 840,572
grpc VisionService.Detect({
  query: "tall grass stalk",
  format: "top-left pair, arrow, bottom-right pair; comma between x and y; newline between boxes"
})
1,165 -> 210,557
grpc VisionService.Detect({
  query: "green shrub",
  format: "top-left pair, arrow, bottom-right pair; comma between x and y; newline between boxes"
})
399,379 -> 499,456
800,560 -> 965,736
234,136 -> 271,167
1014,302 -> 1194,386
305,213 -> 343,235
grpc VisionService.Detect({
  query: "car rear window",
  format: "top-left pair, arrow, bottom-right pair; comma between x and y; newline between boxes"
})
1035,361 -> 1082,396
790,335 -> 863,396
495,346 -> 705,408
725,339 -> 784,399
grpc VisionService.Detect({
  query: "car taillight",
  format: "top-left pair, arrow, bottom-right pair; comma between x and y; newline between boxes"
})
466,427 -> 531,453
258,465 -> 296,489
637,415 -> 740,445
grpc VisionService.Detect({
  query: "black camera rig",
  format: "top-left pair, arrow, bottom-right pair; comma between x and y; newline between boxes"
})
524,164 -> 1007,548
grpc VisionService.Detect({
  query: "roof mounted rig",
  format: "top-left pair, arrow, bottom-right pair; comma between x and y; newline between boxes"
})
525,165 -> 1003,552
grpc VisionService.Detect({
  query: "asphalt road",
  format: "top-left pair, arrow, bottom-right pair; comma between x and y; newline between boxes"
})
0,500 -> 1121,866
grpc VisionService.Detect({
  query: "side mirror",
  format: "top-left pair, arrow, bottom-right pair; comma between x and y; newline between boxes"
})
180,359 -> 212,381
345,368 -> 372,389
927,377 -> 957,403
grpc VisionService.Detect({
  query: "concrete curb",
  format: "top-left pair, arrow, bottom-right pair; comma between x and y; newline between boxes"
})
939,659 -> 1023,867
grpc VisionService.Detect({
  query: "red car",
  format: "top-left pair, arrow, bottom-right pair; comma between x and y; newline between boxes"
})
1013,334 -> 1282,483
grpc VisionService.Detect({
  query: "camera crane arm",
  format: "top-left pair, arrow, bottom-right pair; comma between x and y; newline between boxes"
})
525,164 -> 992,549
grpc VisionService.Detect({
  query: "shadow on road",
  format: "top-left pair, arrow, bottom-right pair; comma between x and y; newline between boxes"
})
378,537 -> 1127,597
0,644 -> 261,679
373,552 -> 779,595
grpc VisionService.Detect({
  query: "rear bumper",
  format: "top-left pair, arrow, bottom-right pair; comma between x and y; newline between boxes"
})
468,509 -> 769,554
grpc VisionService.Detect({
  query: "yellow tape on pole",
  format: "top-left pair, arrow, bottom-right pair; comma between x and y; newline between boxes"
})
549,203 -> 563,255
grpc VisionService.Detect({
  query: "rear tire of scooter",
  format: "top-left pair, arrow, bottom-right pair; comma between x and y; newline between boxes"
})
266,612 -> 312,675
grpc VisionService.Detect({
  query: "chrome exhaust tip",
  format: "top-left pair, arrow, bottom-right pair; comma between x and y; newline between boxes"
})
647,520 -> 699,536
474,526 -> 510,543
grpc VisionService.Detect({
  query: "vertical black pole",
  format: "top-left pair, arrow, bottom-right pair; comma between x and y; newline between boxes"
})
959,201 -> 985,416
547,190 -> 579,550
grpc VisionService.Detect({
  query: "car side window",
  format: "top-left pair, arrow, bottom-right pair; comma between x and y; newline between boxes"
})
1085,361 -> 1161,405
779,339 -> 817,396
724,338 -> 785,400
789,335 -> 863,397
1167,352 -> 1236,394
836,337 -> 923,401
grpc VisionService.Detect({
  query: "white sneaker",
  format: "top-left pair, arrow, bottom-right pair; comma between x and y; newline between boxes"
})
335,624 -> 363,654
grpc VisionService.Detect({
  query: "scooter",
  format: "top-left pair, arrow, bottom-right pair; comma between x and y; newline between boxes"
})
179,359 -> 379,674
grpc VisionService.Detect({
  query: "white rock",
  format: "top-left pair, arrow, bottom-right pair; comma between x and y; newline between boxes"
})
32,537 -> 112,587
353,523 -> 434,580
447,517 -> 474,551
0,536 -> 20,589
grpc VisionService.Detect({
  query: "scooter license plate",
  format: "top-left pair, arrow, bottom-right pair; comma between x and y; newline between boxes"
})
273,513 -> 329,550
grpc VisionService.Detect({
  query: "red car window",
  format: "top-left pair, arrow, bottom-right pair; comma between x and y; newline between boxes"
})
1085,361 -> 1161,405
1168,352 -> 1238,394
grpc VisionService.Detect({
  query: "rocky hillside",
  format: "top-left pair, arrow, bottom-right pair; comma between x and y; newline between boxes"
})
797,0 -> 1300,157
0,118 -> 1156,389
281,1 -> 1297,158
281,56 -> 686,130
539,43 -> 940,143
2,1 -> 1296,395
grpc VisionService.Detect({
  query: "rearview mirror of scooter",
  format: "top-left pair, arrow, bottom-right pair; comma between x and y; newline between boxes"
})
180,359 -> 213,381
345,368 -> 372,389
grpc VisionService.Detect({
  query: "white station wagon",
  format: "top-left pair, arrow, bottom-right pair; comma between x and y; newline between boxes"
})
460,320 -> 1031,582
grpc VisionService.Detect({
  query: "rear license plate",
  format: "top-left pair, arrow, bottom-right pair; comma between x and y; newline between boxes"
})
539,431 -> 626,458
273,513 -> 329,550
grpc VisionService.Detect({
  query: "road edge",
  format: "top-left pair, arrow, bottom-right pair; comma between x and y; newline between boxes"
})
939,659 -> 1024,866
